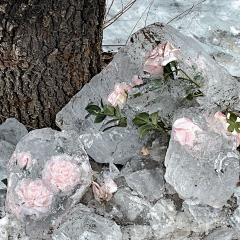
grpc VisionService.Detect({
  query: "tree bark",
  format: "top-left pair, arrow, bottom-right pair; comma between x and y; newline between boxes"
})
0,0 -> 105,130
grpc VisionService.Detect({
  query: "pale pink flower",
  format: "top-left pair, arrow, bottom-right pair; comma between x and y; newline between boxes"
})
15,179 -> 53,214
143,41 -> 180,75
131,75 -> 143,86
92,179 -> 118,202
173,118 -> 202,147
107,82 -> 132,108
42,155 -> 81,192
10,152 -> 32,169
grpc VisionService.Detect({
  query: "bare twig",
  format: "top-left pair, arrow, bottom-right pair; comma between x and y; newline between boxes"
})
104,0 -> 138,29
125,0 -> 154,44
145,0 -> 155,27
104,0 -> 115,22
166,0 -> 206,25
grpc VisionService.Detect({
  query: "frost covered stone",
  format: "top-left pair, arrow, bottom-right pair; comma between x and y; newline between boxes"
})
165,107 -> 239,208
0,140 -> 15,189
0,118 -> 28,146
5,128 -> 92,239
52,204 -> 122,240
56,23 -> 239,165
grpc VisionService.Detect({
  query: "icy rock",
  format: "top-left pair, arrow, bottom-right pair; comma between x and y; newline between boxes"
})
5,128 -> 92,239
56,24 -> 238,164
0,213 -> 29,240
52,203 -> 122,240
0,118 -> 28,146
183,199 -> 226,227
0,139 -> 15,189
124,168 -> 164,202
0,189 -> 7,218
165,107 -> 239,208
203,226 -> 235,240
122,225 -> 153,240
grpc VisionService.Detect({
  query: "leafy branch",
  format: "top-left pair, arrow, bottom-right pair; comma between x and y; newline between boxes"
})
226,110 -> 240,133
85,102 -> 127,132
132,111 -> 171,139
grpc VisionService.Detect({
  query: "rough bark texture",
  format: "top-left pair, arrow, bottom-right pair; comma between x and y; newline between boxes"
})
0,0 -> 105,130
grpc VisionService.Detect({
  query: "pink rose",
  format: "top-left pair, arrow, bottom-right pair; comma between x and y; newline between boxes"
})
173,118 -> 202,146
143,41 -> 180,75
15,179 -> 53,214
10,152 -> 32,169
131,75 -> 143,87
92,179 -> 118,202
42,155 -> 81,192
107,82 -> 132,108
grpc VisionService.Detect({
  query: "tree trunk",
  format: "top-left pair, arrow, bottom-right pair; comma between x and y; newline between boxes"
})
0,0 -> 105,130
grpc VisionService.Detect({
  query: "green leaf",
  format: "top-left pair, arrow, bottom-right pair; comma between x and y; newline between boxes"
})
124,89 -> 128,99
94,114 -> 106,123
235,126 -> 240,133
138,124 -> 154,139
104,118 -> 119,125
151,111 -> 158,125
170,61 -> 178,69
85,105 -> 101,115
103,105 -> 115,116
115,105 -> 121,119
228,124 -> 235,132
132,112 -> 150,126
235,122 -> 240,128
164,63 -> 173,79
186,93 -> 193,101
103,126 -> 116,132
133,93 -> 141,98
119,118 -> 127,127
157,121 -> 165,128
230,112 -> 237,123
1,178 -> 7,186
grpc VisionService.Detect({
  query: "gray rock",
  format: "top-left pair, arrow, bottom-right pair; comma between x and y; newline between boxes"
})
52,204 -> 122,240
122,225 -> 153,240
165,107 -> 239,208
203,226 -> 235,240
0,139 -> 15,189
0,118 -> 28,146
56,23 -> 239,165
124,168 -> 164,202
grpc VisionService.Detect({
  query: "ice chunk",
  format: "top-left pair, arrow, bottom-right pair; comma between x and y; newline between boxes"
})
165,107 -> 239,208
0,118 -> 28,146
57,24 -> 239,165
203,226 -> 235,240
0,139 -> 15,189
52,203 -> 122,240
122,225 -> 153,240
5,128 -> 92,239
124,168 -> 164,202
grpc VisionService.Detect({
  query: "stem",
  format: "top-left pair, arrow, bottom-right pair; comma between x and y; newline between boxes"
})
164,69 -> 201,88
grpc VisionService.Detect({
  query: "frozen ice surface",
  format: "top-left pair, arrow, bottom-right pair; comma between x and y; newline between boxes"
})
57,24 -> 238,164
0,213 -> 29,240
5,128 -> 92,239
52,203 -> 122,240
203,226 -> 235,240
0,139 -> 15,189
0,118 -> 28,146
122,225 -> 153,240
0,189 -> 7,218
165,107 -> 239,208
103,0 -> 240,76
183,199 -> 226,227
124,168 -> 164,201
